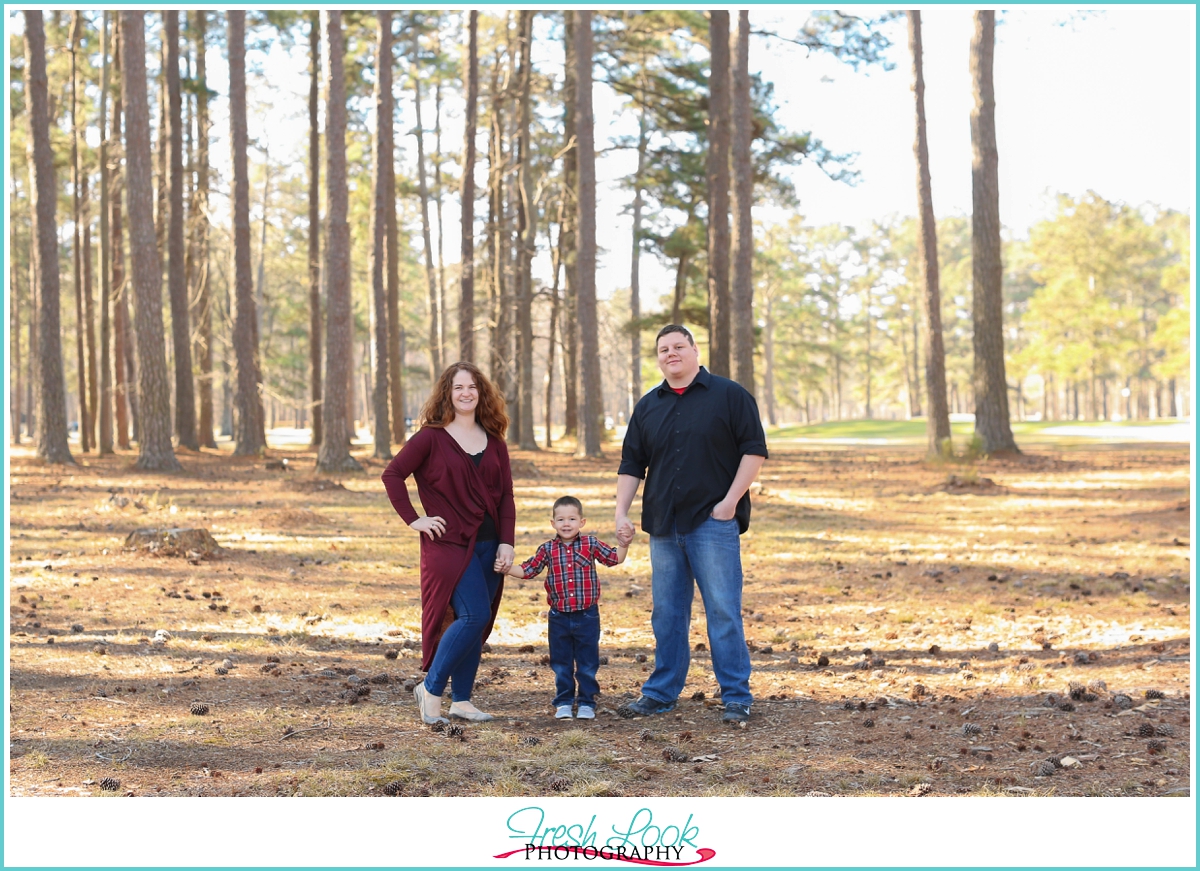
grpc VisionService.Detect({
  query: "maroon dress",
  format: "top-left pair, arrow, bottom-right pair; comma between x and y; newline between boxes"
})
381,427 -> 516,671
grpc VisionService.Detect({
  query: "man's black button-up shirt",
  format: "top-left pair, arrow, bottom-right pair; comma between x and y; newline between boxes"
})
618,366 -> 768,536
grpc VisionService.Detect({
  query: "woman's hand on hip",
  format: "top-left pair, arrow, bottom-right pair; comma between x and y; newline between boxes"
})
411,515 -> 446,539
494,543 -> 515,574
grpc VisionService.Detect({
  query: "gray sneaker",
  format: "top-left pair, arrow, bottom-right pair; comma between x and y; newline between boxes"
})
619,695 -> 676,718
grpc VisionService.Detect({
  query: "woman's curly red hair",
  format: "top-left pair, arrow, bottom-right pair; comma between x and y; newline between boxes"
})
418,362 -> 509,439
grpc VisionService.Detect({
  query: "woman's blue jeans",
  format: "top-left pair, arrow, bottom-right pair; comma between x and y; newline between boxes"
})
424,539 -> 500,702
641,516 -> 753,707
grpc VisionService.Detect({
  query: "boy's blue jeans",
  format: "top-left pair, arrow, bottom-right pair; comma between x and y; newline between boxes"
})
547,603 -> 601,708
425,539 -> 501,702
641,515 -> 753,707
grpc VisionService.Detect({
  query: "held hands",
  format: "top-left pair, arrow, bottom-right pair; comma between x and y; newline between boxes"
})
411,515 -> 446,539
493,544 -> 515,575
615,515 -> 636,548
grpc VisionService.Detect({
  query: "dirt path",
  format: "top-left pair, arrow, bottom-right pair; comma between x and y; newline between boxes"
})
7,441 -> 1190,797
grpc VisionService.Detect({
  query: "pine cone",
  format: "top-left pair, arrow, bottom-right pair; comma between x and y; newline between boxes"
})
1147,739 -> 1167,753
1068,686 -> 1086,701
446,724 -> 465,739
549,776 -> 570,792
638,729 -> 654,742
598,656 -> 609,666
862,718 -> 875,728
870,656 -> 886,668
214,666 -> 229,675
261,663 -> 279,673
843,701 -> 857,710
189,702 -> 209,716
816,654 -> 830,667
92,644 -> 107,655
1087,678 -> 1107,693
267,655 -> 281,664
1145,689 -> 1165,700
634,653 -> 648,663
691,691 -> 706,701
911,684 -> 927,699
370,673 -> 391,684
1138,723 -> 1156,737
384,649 -> 399,660
1033,760 -> 1057,777
909,782 -> 932,796
617,706 -> 636,719
662,746 -> 688,763
429,721 -> 446,733
1046,754 -> 1064,768
355,685 -> 370,697
518,735 -> 540,747
987,642 -> 1000,652
1043,694 -> 1060,708
1058,702 -> 1075,712
1155,723 -> 1176,737
1080,692 -> 1098,703
71,623 -> 85,633
853,659 -> 870,671
1112,694 -> 1134,710
961,723 -> 982,736
99,776 -> 121,791
382,780 -> 404,796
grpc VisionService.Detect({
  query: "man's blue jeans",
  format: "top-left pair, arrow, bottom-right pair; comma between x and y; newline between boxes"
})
547,604 -> 601,708
641,516 -> 752,707
425,539 -> 500,702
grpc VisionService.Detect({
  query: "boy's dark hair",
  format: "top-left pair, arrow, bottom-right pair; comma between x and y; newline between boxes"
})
552,495 -> 583,516
655,324 -> 695,345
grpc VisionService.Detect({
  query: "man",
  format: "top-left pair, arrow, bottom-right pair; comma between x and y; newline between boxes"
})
615,324 -> 767,723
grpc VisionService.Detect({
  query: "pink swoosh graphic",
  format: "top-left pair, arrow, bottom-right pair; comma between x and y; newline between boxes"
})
493,847 -> 716,866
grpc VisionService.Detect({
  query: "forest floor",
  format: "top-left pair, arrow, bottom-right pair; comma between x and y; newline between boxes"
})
6,432 -> 1192,798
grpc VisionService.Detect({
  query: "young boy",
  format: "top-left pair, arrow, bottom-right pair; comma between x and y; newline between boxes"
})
501,496 -> 627,719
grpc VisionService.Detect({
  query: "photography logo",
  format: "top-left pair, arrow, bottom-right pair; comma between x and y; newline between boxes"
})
495,807 -> 716,865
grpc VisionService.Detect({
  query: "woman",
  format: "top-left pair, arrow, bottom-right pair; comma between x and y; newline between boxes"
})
381,362 -> 515,724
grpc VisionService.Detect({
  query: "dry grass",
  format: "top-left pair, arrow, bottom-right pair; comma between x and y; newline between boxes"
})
6,439 -> 1191,797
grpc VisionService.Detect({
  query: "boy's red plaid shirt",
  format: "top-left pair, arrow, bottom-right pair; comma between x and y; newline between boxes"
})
517,535 -> 620,612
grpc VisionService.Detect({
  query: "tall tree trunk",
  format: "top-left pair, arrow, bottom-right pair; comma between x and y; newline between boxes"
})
459,11 -> 479,362
25,11 -> 73,463
156,47 -> 167,264
908,11 -> 951,457
763,292 -> 777,425
969,11 -> 1017,455
515,10 -> 537,450
120,11 -> 181,471
561,13 -> 579,438
369,11 -> 393,459
71,13 -> 91,452
729,10 -> 755,391
671,250 -> 690,325
165,11 -> 197,450
98,11 -> 113,454
705,10 -> 731,378
192,10 -> 215,448
82,158 -> 98,449
111,22 -> 131,450
909,289 -> 922,416
629,93 -> 647,416
486,47 -> 509,401
11,222 -> 23,444
227,11 -> 265,457
574,11 -> 602,458
317,10 -> 362,472
385,50 -> 404,447
307,12 -> 323,449
546,193 -> 566,449
412,27 -> 442,379
254,150 -> 270,392
434,44 -> 449,359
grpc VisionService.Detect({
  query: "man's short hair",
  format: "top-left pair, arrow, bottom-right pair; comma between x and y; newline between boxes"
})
552,495 -> 583,516
655,324 -> 695,346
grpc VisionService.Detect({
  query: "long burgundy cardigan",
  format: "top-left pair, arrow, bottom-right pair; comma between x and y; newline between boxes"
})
381,427 -> 516,672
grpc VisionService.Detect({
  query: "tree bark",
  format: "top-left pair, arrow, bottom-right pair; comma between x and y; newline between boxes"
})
192,10 -> 215,448
26,11 -> 73,463
121,11 -> 180,471
515,10 -> 538,450
434,43 -> 449,359
486,46 -> 509,405
307,12 -> 323,449
629,92 -> 648,416
908,11 -> 951,457
111,21 -> 132,450
82,158 -> 98,450
412,26 -> 442,379
729,10 -> 755,391
385,39 -> 404,447
317,10 -> 362,472
546,192 -> 567,449
227,11 -> 265,456
561,12 -> 579,438
71,13 -> 91,452
969,10 -> 1017,455
706,10 -> 731,379
165,11 -> 197,449
98,11 -> 113,454
459,11 -> 479,363
369,11 -> 393,459
574,11 -> 603,458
